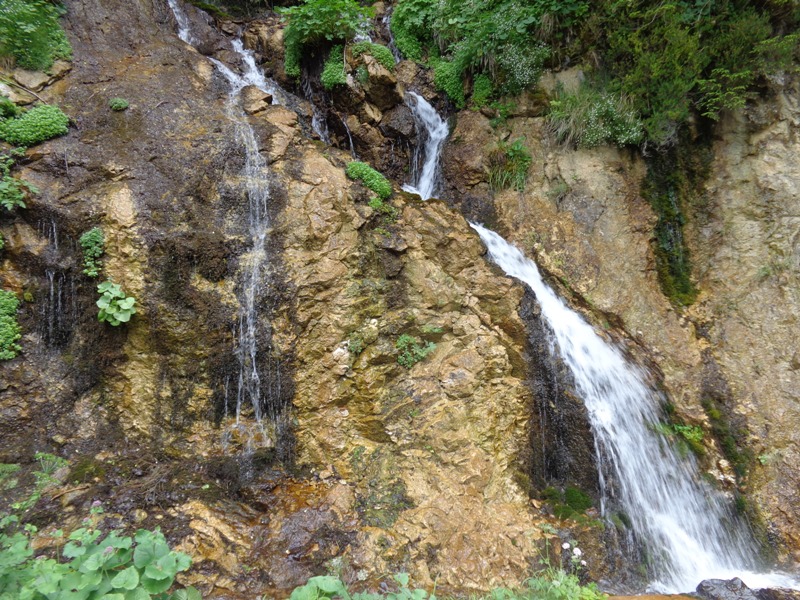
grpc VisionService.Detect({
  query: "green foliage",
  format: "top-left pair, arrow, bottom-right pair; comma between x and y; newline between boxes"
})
109,97 -> 130,112
0,0 -> 72,71
1,149 -> 38,211
471,74 -> 494,108
542,486 -> 594,521
346,161 -> 392,200
522,568 -> 607,600
0,233 -> 4,253
489,138 -> 532,192
96,280 -> 137,326
290,573 -> 433,600
395,334 -> 436,369
279,0 -> 372,78
0,289 -> 22,361
431,58 -> 465,108
702,397 -> 753,481
390,0 -> 436,61
0,104 -> 69,147
548,83 -> 643,148
655,422 -> 705,457
0,97 -> 21,119
321,45 -> 347,90
368,197 -> 399,224
351,41 -> 395,71
79,227 -> 105,278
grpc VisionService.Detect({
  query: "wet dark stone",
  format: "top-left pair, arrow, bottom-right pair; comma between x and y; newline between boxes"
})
696,578 -> 759,600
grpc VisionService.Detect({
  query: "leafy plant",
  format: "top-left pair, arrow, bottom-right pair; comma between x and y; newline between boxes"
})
471,74 -> 494,108
0,289 -> 22,361
351,42 -> 395,71
279,0 -> 372,78
396,334 -> 436,368
109,97 -> 130,111
368,197 -> 398,223
547,84 -> 643,148
0,97 -> 20,119
0,104 -> 69,147
346,161 -> 392,200
290,573 -> 434,600
489,138 -> 532,192
79,227 -> 105,278
321,45 -> 347,90
431,57 -> 465,109
0,0 -> 72,70
96,280 -> 137,326
0,149 -> 38,211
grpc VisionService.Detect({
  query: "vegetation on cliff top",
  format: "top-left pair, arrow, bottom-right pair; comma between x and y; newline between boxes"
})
0,0 -> 72,70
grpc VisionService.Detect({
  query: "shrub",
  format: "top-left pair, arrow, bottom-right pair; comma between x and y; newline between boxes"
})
346,161 -> 392,200
396,334 -> 436,368
96,281 -> 137,326
108,97 -> 129,111
547,84 -> 643,148
0,149 -> 38,211
0,0 -> 72,71
390,0 -> 436,61
79,227 -> 104,278
0,97 -> 20,119
0,104 -> 70,147
489,138 -> 532,192
320,45 -> 347,90
0,290 -> 22,361
431,58 -> 465,109
279,0 -> 372,78
471,74 -> 494,108
351,41 -> 395,71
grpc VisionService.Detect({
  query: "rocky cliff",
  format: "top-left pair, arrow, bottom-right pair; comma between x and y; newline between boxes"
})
1,0 -> 798,596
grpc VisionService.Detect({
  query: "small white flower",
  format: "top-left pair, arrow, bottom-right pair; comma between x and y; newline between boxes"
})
581,560 -> 587,566
562,542 -> 571,549
573,547 -> 582,557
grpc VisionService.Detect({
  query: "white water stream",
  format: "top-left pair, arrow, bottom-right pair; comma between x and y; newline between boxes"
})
168,0 -> 284,429
402,87 -> 799,592
402,92 -> 448,200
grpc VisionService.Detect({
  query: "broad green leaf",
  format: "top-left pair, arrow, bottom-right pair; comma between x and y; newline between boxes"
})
144,552 -> 176,580
110,566 -> 139,590
394,573 -> 410,587
125,588 -> 152,600
140,573 -> 173,595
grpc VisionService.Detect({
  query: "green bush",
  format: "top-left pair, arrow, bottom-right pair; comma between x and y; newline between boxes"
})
390,0 -> 436,61
0,0 -> 72,71
321,45 -> 347,90
0,290 -> 22,361
547,84 -> 643,148
346,161 -> 392,200
109,97 -> 130,112
0,149 -> 38,211
489,138 -> 532,192
0,104 -> 69,147
79,227 -> 105,278
396,334 -> 436,368
96,280 -> 137,326
279,0 -> 372,78
471,74 -> 494,108
0,97 -> 20,119
351,41 -> 395,71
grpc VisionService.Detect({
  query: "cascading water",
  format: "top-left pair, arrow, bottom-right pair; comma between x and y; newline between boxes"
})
166,0 -> 194,44
402,92 -> 448,200
402,89 -> 799,592
381,11 -> 402,64
168,0 -> 286,435
471,224 -> 799,593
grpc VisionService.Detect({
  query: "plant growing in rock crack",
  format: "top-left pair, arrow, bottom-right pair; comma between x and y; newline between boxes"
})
79,227 -> 104,278
96,280 -> 136,326
396,334 -> 436,368
368,197 -> 398,224
346,161 -> 392,200
0,104 -> 69,147
488,138 -> 532,192
0,149 -> 38,211
0,289 -> 22,360
108,97 -> 129,111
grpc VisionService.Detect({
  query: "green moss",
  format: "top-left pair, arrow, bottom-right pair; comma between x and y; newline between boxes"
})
702,397 -> 753,482
564,486 -> 592,511
0,104 -> 69,147
471,74 -> 494,108
351,41 -> 395,71
108,98 -> 129,112
346,161 -> 392,200
0,289 -> 22,360
320,45 -> 346,90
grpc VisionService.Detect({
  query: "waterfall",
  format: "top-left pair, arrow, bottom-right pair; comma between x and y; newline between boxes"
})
470,224 -> 799,593
400,89 -> 799,593
166,0 -> 194,44
402,92 -> 448,200
299,73 -> 330,143
381,10 -> 402,64
168,0 -> 285,433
